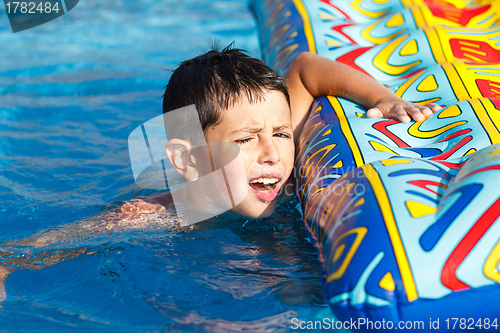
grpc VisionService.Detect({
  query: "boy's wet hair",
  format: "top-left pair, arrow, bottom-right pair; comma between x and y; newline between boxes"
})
163,44 -> 290,142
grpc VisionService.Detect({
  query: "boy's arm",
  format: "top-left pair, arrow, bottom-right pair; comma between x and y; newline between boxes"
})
8,195 -> 175,248
0,193 -> 177,303
285,52 -> 442,142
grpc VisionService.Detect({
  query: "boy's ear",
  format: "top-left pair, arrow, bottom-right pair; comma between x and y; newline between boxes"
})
166,139 -> 199,182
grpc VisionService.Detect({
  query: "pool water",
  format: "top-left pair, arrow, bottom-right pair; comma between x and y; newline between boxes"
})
0,0 -> 332,331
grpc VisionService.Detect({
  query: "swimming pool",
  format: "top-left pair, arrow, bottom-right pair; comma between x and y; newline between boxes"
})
0,0 -> 332,330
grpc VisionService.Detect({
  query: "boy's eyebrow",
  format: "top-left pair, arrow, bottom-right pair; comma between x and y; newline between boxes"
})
231,124 -> 292,135
231,127 -> 263,135
273,124 -> 293,132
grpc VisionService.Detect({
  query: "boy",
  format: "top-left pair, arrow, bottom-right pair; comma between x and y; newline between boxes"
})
0,45 -> 441,301
160,45 -> 441,220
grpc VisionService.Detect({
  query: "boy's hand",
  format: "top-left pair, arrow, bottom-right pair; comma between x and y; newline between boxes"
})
120,197 -> 166,215
366,100 -> 443,123
0,267 -> 9,303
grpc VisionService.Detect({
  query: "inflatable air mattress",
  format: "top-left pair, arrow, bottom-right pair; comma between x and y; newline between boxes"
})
252,0 -> 500,329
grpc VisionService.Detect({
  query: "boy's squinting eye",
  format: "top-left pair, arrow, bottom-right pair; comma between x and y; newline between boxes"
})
235,132 -> 291,144
274,132 -> 292,139
235,137 -> 252,144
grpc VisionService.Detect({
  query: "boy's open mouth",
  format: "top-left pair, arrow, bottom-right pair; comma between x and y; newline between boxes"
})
249,177 -> 279,191
248,176 -> 282,202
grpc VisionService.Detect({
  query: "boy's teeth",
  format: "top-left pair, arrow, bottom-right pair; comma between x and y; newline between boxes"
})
250,177 -> 279,184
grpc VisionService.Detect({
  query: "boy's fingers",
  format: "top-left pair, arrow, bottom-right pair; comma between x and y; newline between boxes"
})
366,107 -> 383,118
403,104 -> 425,122
425,103 -> 443,112
415,105 -> 433,117
394,105 -> 411,122
367,102 -> 437,122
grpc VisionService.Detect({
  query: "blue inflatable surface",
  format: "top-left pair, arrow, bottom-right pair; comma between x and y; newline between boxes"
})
252,0 -> 500,330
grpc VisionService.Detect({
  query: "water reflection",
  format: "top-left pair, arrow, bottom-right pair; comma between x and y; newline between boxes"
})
0,196 -> 328,330
136,198 -> 328,331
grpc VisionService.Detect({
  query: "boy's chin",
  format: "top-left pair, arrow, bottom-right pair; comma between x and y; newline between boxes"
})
230,199 -> 278,219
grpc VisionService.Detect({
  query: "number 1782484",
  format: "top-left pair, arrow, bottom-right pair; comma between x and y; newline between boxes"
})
5,2 -> 60,14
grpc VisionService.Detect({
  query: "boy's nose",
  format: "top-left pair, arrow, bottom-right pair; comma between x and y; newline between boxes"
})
258,136 -> 280,164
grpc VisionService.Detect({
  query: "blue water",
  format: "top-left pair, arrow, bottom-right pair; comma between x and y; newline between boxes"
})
0,0 -> 331,331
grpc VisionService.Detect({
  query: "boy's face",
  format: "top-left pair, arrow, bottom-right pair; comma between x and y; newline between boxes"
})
205,90 -> 295,218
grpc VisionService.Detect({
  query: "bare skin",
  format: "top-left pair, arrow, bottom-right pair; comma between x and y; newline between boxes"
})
285,52 -> 442,144
0,52 -> 443,303
0,194 -> 182,303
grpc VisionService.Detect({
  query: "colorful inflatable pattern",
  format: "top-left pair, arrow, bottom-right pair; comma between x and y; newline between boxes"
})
252,0 -> 500,327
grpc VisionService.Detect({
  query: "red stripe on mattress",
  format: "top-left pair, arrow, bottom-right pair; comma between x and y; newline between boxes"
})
336,47 -> 374,77
441,196 -> 500,291
331,23 -> 357,45
430,136 -> 472,160
372,120 -> 410,148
